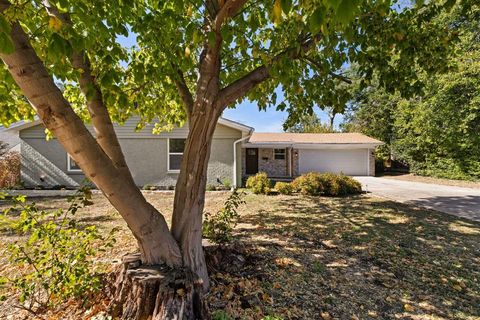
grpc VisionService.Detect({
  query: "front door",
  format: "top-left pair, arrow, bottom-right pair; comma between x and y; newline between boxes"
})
245,148 -> 258,174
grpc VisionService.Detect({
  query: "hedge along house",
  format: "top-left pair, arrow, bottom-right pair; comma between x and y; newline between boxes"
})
1,117 -> 382,189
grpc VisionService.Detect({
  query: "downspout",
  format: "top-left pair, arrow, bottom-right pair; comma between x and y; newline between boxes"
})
289,146 -> 293,177
233,132 -> 252,189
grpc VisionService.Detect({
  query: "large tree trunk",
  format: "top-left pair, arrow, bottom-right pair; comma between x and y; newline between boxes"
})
171,106 -> 221,292
170,17 -> 223,291
110,253 -> 208,320
0,5 -> 181,267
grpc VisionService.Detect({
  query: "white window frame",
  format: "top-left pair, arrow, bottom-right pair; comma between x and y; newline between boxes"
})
167,138 -> 185,173
274,148 -> 286,160
67,154 -> 82,173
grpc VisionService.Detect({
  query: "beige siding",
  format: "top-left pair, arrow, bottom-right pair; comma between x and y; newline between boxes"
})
20,117 -> 241,139
20,118 -> 242,188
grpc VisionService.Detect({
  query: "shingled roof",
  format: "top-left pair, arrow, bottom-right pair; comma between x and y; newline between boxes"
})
248,132 -> 383,145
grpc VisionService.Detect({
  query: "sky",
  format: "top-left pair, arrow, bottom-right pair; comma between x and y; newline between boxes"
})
223,95 -> 345,132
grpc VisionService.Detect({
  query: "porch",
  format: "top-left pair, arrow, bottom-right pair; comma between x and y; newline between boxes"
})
241,147 -> 299,182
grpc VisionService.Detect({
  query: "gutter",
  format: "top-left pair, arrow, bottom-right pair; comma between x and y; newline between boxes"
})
232,133 -> 252,189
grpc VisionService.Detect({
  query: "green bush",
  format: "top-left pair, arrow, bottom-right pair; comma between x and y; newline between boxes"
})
319,173 -> 362,196
203,189 -> 245,244
291,172 -> 362,196
222,178 -> 232,189
291,172 -> 323,195
274,181 -> 293,195
246,172 -> 271,194
0,188 -> 117,312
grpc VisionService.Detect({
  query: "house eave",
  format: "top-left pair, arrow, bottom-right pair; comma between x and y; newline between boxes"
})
243,142 -> 383,149
2,116 -> 254,135
0,118 -> 42,132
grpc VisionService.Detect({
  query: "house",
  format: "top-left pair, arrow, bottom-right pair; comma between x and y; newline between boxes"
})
1,117 -> 383,188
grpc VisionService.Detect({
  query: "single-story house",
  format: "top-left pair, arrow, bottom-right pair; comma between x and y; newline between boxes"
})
1,117 -> 383,188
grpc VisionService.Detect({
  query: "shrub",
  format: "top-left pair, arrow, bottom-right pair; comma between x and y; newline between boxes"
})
246,172 -> 271,194
0,187 -> 117,312
275,181 -> 293,195
291,172 -> 323,195
203,189 -> 245,244
319,173 -> 362,196
222,178 -> 232,189
0,151 -> 20,189
291,172 -> 362,196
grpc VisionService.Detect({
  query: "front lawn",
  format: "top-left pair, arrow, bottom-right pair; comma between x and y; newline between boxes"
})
1,192 -> 479,319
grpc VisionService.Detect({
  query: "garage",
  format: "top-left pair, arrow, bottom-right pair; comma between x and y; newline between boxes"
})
298,148 -> 369,176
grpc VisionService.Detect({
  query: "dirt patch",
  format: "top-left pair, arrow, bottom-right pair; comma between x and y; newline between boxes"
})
381,173 -> 480,189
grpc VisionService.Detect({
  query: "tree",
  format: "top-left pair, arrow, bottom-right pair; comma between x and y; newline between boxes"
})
285,113 -> 337,133
342,86 -> 401,160
0,0 -> 468,318
343,3 -> 480,179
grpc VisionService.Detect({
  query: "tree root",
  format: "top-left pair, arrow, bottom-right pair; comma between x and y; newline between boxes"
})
109,253 -> 209,320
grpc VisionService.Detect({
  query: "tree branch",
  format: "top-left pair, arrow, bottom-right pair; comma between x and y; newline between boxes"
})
217,34 -> 322,108
42,0 -> 134,181
0,0 -> 182,266
304,57 -> 352,84
214,0 -> 248,31
171,62 -> 194,116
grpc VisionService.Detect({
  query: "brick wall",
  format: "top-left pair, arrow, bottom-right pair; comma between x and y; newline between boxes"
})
258,148 -> 287,176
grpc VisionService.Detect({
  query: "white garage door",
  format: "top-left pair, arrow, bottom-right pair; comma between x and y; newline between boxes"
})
298,149 -> 368,176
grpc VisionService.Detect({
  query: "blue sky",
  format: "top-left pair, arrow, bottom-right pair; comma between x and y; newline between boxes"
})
223,97 -> 345,132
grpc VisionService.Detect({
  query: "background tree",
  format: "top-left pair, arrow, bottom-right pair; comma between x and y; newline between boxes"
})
0,0 -> 470,318
343,3 -> 480,180
285,113 -> 337,133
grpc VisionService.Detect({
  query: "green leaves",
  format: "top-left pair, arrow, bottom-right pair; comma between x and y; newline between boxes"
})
0,15 -> 14,54
48,33 -> 72,60
336,0 -> 359,25
272,0 -> 283,25
280,0 -> 292,14
3,187 -> 118,309
308,8 -> 326,34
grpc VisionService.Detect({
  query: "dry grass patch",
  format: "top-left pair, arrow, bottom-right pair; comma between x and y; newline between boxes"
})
0,191 -> 479,319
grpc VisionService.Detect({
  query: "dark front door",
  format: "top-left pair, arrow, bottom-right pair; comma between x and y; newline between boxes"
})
245,148 -> 258,174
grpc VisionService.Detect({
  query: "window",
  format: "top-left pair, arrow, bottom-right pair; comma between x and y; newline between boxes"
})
274,148 -> 286,160
168,138 -> 186,171
67,154 -> 82,172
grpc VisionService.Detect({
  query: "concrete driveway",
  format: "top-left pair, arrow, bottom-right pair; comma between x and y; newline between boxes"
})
354,176 -> 480,222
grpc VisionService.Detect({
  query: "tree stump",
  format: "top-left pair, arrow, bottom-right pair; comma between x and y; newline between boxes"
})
109,253 -> 209,320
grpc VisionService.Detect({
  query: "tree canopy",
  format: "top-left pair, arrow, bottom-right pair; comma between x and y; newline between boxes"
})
0,0 -> 465,129
343,2 -> 480,180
